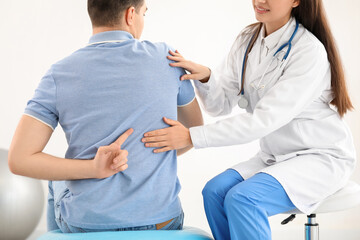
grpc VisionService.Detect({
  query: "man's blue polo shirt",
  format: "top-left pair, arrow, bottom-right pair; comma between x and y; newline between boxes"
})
24,31 -> 195,229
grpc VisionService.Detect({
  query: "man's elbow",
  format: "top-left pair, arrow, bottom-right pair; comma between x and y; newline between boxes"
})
8,151 -> 22,175
177,98 -> 204,128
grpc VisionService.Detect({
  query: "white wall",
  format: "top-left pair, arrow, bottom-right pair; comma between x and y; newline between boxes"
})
1,0 -> 359,238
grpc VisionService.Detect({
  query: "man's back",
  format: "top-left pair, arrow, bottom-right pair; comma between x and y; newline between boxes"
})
25,31 -> 195,228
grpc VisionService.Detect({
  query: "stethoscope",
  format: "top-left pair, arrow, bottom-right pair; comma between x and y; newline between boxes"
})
238,20 -> 299,109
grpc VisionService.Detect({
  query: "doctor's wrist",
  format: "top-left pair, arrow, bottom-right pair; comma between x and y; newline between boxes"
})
199,68 -> 211,83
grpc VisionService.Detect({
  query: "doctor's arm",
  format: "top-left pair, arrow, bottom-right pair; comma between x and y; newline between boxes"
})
168,49 -> 241,117
8,115 -> 132,180
188,41 -> 330,148
144,40 -> 330,150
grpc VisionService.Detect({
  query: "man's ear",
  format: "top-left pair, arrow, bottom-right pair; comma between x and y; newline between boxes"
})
125,7 -> 136,26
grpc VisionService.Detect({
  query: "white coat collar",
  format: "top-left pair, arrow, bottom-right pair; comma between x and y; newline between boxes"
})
260,18 -> 292,54
247,17 -> 297,82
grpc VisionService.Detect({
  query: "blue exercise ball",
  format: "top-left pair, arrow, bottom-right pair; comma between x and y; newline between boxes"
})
38,227 -> 213,240
0,148 -> 44,240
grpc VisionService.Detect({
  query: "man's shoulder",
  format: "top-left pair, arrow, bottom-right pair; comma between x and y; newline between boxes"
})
139,40 -> 175,58
50,49 -> 83,67
49,40 -> 177,76
135,40 -> 182,75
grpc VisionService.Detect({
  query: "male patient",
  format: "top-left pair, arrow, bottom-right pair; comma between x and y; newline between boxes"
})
8,0 -> 203,233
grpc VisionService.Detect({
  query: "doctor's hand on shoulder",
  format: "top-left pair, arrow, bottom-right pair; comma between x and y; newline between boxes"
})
142,117 -> 192,153
168,50 -> 211,83
93,128 -> 133,178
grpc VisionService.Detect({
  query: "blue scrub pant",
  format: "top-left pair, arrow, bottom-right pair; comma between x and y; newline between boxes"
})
202,170 -> 296,240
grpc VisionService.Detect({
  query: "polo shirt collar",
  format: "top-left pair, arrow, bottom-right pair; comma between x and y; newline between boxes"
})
88,31 -> 134,45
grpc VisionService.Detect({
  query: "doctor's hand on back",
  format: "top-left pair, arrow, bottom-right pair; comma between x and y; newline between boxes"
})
142,50 -> 208,153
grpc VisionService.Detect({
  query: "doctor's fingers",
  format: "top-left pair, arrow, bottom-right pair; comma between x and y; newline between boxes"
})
180,73 -> 201,81
169,60 -> 192,69
142,135 -> 168,143
167,55 -> 187,62
144,129 -> 167,137
153,147 -> 172,153
167,55 -> 186,63
144,141 -> 168,148
169,50 -> 183,57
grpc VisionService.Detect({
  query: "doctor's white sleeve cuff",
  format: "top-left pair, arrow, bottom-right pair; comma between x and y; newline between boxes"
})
193,71 -> 216,95
189,126 -> 209,149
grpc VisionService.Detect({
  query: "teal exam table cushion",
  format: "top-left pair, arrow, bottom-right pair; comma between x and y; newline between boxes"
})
37,227 -> 213,240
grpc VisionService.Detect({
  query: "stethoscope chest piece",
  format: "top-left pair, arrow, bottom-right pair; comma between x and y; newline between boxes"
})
238,95 -> 249,109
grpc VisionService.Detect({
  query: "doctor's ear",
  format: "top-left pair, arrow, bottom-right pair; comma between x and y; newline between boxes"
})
125,6 -> 136,26
292,0 -> 300,8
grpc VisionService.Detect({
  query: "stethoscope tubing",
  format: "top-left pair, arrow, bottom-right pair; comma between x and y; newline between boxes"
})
239,20 -> 299,108
273,20 -> 299,60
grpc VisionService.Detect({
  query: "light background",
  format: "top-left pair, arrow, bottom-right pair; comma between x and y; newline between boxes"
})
0,0 -> 359,239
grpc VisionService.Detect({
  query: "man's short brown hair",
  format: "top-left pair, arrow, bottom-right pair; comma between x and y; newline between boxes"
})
88,0 -> 144,27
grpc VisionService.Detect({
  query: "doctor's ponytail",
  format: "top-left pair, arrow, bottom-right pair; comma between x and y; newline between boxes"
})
292,0 -> 353,117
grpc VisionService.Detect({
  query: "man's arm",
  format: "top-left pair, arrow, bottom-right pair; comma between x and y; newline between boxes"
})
8,115 -> 132,181
176,98 -> 203,156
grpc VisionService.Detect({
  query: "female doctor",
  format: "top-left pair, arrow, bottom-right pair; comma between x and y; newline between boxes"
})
141,0 -> 356,239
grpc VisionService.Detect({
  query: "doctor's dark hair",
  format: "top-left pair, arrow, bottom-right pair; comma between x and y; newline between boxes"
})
88,0 -> 144,27
292,0 -> 353,117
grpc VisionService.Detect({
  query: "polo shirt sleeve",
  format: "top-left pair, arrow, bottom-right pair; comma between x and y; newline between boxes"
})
24,68 -> 59,130
177,76 -> 196,107
156,42 -> 196,107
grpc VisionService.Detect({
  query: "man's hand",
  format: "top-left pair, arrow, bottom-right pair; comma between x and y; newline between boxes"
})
9,115 -> 135,181
93,128 -> 134,179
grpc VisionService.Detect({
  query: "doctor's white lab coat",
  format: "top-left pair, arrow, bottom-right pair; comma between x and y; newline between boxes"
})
189,18 -> 356,214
